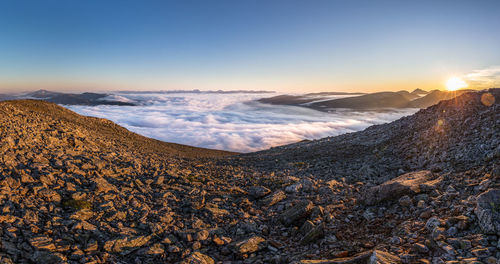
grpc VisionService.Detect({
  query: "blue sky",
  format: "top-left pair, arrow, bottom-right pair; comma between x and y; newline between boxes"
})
1,0 -> 499,92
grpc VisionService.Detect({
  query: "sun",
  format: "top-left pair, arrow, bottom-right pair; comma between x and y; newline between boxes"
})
446,77 -> 468,91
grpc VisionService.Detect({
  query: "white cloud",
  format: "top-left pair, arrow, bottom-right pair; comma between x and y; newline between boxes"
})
464,66 -> 500,89
65,92 -> 417,152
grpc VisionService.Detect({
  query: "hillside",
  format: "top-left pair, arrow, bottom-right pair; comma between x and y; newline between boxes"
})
259,89 -> 472,111
0,90 -> 498,264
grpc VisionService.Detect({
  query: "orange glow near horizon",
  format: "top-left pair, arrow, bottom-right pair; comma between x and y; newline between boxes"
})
445,77 -> 468,91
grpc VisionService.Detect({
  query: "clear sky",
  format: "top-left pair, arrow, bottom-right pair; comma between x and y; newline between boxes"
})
1,0 -> 499,93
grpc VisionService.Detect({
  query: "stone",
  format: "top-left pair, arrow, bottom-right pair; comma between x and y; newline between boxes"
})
93,177 -> 117,193
29,236 -> 56,251
412,243 -> 429,253
248,186 -> 271,199
363,171 -> 434,205
425,217 -> 441,232
181,251 -> 215,264
230,236 -> 266,255
280,200 -> 314,226
474,189 -> 500,234
300,223 -> 325,245
260,190 -> 286,207
285,182 -> 302,193
103,235 -> 152,253
37,188 -> 61,203
31,251 -> 63,264
299,220 -> 316,235
398,195 -> 412,207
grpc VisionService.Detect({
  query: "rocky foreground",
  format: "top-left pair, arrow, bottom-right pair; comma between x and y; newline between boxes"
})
0,89 -> 499,264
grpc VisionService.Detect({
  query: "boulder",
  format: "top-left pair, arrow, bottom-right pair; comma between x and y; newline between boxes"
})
363,171 -> 435,205
475,189 -> 500,234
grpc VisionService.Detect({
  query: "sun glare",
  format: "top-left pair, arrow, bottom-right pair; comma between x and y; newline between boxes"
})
446,77 -> 468,91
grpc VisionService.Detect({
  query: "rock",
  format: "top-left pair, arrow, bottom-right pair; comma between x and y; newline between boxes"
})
103,235 -> 152,253
146,243 -> 164,255
299,250 -> 401,263
230,236 -> 266,255
29,236 -> 56,251
412,243 -> 429,253
363,171 -> 434,205
398,195 -> 412,207
248,186 -> 271,199
260,190 -> 286,207
93,177 -> 117,193
300,223 -> 325,245
280,200 -> 314,226
31,251 -> 63,264
474,189 -> 500,234
471,248 -> 490,258
181,251 -> 215,264
299,220 -> 316,235
285,182 -> 302,193
37,188 -> 61,203
425,217 -> 441,232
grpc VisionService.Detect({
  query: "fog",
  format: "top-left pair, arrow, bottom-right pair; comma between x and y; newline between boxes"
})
66,92 -> 418,152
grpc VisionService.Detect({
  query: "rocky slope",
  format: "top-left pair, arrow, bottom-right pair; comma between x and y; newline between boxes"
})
0,90 -> 498,264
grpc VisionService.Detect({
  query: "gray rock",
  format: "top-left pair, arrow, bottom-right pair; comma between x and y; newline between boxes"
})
475,189 -> 500,234
280,200 -> 314,226
363,171 -> 434,205
300,222 -> 324,245
248,186 -> 271,199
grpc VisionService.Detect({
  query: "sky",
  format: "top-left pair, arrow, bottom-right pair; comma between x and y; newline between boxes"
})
0,0 -> 500,93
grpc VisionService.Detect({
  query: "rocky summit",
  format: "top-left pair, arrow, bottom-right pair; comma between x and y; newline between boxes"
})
0,89 -> 498,264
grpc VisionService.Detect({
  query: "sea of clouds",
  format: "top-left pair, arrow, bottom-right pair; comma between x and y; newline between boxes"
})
66,91 -> 418,152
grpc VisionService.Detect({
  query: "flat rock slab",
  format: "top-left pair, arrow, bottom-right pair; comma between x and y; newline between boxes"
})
363,171 -> 435,205
300,250 -> 401,264
475,188 -> 500,234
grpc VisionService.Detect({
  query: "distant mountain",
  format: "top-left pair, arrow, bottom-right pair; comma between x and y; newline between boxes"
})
311,91 -> 414,109
406,89 -> 471,108
411,88 -> 428,96
5,90 -> 137,106
259,89 -> 475,110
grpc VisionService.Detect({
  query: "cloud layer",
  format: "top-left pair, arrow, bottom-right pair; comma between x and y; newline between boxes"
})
66,92 -> 417,152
